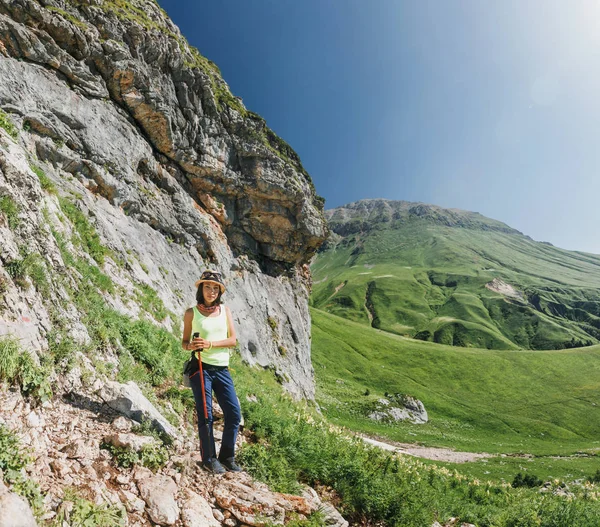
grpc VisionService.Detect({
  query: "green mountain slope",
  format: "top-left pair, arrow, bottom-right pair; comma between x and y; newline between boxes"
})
311,307 -> 600,455
311,199 -> 600,350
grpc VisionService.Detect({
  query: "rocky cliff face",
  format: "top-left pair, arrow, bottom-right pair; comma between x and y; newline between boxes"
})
0,0 -> 328,398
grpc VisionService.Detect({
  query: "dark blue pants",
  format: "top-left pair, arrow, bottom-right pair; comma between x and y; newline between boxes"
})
190,364 -> 241,463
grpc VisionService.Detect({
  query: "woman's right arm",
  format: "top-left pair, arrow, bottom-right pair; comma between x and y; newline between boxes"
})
181,308 -> 194,351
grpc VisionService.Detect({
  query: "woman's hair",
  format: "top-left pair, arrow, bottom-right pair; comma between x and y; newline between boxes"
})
196,283 -> 223,305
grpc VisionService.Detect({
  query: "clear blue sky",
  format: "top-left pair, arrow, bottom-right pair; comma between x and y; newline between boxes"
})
159,0 -> 600,254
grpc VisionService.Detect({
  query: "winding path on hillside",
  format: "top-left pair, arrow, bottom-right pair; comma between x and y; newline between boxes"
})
359,434 -> 491,463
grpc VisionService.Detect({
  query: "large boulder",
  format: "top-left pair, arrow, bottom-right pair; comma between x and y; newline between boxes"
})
368,395 -> 428,424
98,381 -> 179,440
135,469 -> 180,526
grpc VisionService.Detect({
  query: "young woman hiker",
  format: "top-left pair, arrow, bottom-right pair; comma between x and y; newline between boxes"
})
182,270 -> 242,474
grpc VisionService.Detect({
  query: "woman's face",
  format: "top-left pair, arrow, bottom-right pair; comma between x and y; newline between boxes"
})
202,282 -> 221,304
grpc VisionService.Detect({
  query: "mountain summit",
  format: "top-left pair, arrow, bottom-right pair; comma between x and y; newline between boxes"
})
312,199 -> 600,350
326,199 -> 520,236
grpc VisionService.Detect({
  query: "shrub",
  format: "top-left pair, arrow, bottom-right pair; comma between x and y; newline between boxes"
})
0,337 -> 20,381
0,423 -> 27,475
48,330 -> 78,373
102,442 -> 139,468
58,488 -> 126,527
118,319 -> 178,385
588,469 -> 600,484
0,338 -> 53,402
512,472 -> 543,488
5,251 -> 49,294
236,442 -> 302,494
102,424 -> 169,470
285,511 -> 326,527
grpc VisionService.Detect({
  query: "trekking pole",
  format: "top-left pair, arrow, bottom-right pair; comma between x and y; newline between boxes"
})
198,356 -> 208,420
193,332 -> 209,420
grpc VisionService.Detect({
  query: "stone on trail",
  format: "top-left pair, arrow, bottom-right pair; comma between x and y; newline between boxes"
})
0,479 -> 38,527
137,473 -> 180,526
180,489 -> 221,527
103,432 -> 160,452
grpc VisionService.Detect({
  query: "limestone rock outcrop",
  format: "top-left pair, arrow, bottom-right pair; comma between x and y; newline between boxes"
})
368,394 -> 428,424
0,0 -> 328,399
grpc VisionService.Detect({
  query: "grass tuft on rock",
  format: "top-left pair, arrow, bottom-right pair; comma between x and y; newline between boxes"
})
0,109 -> 18,140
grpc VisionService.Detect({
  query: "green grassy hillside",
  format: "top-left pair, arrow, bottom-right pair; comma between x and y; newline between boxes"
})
311,307 -> 600,480
311,200 -> 600,350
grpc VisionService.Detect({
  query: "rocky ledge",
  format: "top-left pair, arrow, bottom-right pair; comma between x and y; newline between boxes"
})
0,383 -> 348,527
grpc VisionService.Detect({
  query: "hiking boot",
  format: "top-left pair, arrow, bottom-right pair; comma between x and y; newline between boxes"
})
219,457 -> 242,472
202,457 -> 226,474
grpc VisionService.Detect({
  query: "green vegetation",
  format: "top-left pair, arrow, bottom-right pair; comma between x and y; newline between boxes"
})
0,195 -> 20,229
0,109 -> 18,140
58,197 -> 109,264
46,5 -> 89,31
0,338 -> 53,403
51,228 -> 113,293
135,283 -> 168,322
512,472 -> 543,488
115,317 -> 184,385
47,329 -> 78,374
50,203 -> 183,387
62,0 -> 164,35
53,488 -> 126,527
102,440 -> 168,470
312,208 -> 600,351
311,307 -> 600,479
233,355 -> 600,527
30,162 -> 57,194
5,249 -> 50,295
285,512 -> 327,527
0,425 -> 44,515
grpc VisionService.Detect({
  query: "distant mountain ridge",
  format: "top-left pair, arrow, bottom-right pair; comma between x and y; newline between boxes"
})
312,199 -> 600,350
325,199 -> 521,236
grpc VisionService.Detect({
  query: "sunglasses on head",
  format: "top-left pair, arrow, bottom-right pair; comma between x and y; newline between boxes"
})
201,271 -> 222,282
